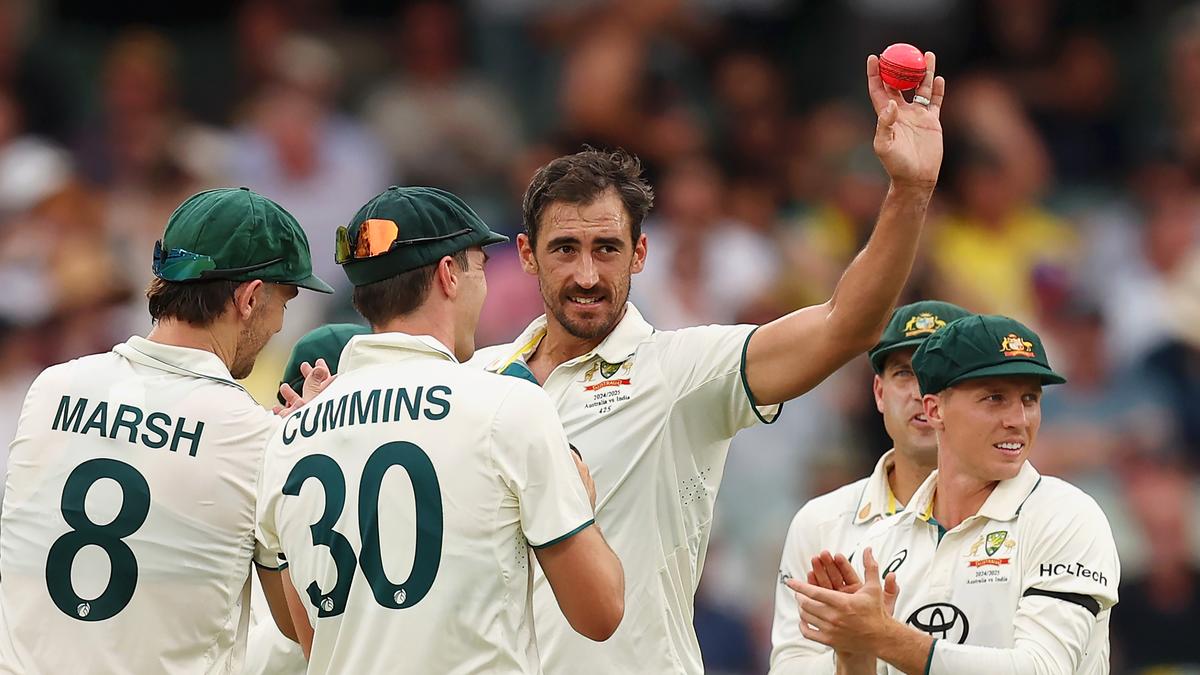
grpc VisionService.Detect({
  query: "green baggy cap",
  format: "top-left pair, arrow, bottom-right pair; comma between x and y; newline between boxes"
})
277,323 -> 372,404
912,314 -> 1067,395
337,186 -> 508,287
154,187 -> 333,293
868,300 -> 973,373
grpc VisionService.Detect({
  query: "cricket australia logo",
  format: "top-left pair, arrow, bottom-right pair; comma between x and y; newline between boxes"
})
581,358 -> 633,390
1000,334 -> 1036,358
985,530 -> 1009,556
904,312 -> 946,337
967,530 -> 1016,571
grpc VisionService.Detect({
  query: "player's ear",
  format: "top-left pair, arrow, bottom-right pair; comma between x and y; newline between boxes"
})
923,393 -> 944,430
517,233 -> 537,275
233,280 -> 265,320
630,233 -> 647,274
873,374 -> 885,413
436,255 -> 458,300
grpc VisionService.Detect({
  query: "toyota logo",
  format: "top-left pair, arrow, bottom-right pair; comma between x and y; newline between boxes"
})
906,602 -> 969,644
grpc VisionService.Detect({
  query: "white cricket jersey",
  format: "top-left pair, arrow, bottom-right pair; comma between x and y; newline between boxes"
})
0,336 -> 279,675
853,461 -> 1120,675
471,303 -> 780,675
256,333 -> 594,675
769,450 -> 903,674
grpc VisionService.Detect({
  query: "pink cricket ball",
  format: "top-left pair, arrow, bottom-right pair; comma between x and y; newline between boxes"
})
879,43 -> 926,91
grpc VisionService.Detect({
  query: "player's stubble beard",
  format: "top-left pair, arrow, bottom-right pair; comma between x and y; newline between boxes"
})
541,268 -> 631,341
230,312 -> 273,379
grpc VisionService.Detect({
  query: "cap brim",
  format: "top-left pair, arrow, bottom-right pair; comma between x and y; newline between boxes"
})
480,231 -> 509,247
290,274 -> 335,294
946,360 -> 1067,389
868,338 -> 926,373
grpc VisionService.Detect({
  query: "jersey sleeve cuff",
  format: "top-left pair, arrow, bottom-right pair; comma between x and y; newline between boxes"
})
740,326 -> 782,425
924,638 -> 938,675
530,519 -> 595,550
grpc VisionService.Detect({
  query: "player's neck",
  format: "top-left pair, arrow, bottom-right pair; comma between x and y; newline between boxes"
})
528,318 -> 608,381
374,313 -> 457,359
887,448 -> 935,507
931,461 -> 997,531
147,319 -> 237,372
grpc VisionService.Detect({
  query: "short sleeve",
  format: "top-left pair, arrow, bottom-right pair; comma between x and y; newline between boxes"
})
253,433 -> 287,570
491,381 -> 595,548
655,324 -> 781,438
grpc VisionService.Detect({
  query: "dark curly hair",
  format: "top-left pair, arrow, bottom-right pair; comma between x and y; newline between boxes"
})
521,148 -> 655,247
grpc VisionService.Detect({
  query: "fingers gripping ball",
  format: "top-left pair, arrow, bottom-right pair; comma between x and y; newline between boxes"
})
879,43 -> 926,91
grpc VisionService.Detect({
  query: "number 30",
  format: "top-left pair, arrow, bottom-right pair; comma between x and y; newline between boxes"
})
283,441 -> 443,617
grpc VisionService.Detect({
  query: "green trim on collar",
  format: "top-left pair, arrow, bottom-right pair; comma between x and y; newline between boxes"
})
499,361 -> 540,386
530,519 -> 595,550
928,515 -> 948,545
740,326 -> 781,425
1015,476 -> 1042,515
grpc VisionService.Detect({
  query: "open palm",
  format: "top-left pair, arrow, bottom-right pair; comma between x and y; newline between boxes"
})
868,52 -> 945,188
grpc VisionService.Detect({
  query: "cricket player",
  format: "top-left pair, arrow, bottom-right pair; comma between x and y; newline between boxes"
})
245,322 -> 371,675
0,187 -> 333,674
769,300 -> 971,673
255,187 -> 625,674
471,52 -> 947,674
789,315 -> 1120,674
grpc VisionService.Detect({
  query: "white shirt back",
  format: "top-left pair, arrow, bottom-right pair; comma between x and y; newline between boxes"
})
256,333 -> 593,675
0,337 -> 277,675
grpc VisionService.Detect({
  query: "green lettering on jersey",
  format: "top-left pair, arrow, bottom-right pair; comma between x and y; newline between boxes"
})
80,402 -> 110,438
110,405 -> 144,443
350,389 -> 380,425
52,396 -> 89,433
394,386 -> 423,421
321,394 -> 348,433
170,418 -> 204,457
141,412 -> 170,449
424,386 -> 452,421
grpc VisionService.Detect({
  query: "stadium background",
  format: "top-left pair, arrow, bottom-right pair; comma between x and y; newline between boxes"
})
0,0 -> 1197,672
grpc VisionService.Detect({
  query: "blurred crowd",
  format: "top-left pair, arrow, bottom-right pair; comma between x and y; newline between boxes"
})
1,0 -> 1198,672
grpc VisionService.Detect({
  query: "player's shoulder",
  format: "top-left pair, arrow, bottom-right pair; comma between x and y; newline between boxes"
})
651,322 -> 754,350
34,351 -> 120,383
789,477 -> 871,532
465,343 -> 512,370
1019,474 -> 1111,532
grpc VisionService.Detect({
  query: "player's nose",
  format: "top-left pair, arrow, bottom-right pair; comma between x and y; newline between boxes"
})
573,256 -> 599,288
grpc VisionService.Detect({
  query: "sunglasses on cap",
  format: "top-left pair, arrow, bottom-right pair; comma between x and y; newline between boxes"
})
335,219 -> 472,265
152,240 -> 282,282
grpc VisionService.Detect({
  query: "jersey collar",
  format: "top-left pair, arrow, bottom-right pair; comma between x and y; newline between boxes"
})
338,332 -> 459,373
113,335 -> 247,393
910,460 -> 1042,525
485,302 -> 654,374
852,449 -> 902,525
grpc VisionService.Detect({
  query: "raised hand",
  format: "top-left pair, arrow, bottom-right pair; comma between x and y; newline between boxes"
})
274,358 -> 335,417
868,52 -> 945,189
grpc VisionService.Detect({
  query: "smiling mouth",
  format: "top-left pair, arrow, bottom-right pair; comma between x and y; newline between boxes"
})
911,413 -> 929,425
568,296 -> 605,306
994,441 -> 1025,454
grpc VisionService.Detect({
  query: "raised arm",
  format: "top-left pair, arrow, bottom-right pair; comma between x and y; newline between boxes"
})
745,53 -> 945,406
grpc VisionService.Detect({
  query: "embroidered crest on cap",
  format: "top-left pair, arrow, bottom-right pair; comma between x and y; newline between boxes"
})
1000,333 -> 1036,358
904,312 -> 946,337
